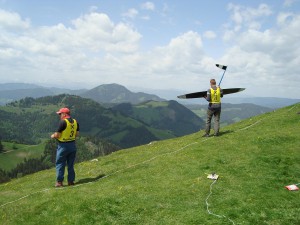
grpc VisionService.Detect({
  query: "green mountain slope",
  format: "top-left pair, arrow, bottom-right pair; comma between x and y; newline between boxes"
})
0,104 -> 299,224
112,100 -> 204,137
0,142 -> 45,171
0,95 -> 201,149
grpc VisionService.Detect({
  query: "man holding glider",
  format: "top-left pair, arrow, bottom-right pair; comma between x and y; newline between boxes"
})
51,107 -> 79,187
203,79 -> 223,137
176,64 -> 245,136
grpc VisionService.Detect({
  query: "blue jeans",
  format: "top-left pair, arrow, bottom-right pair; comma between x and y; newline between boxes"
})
56,141 -> 77,182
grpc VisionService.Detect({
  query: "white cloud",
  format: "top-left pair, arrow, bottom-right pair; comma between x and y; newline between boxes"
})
277,12 -> 294,25
122,8 -> 139,19
0,9 -> 30,30
226,3 -> 272,32
203,31 -> 216,39
0,10 -> 143,86
0,4 -> 300,99
141,2 -> 155,11
283,0 -> 297,7
220,10 -> 300,97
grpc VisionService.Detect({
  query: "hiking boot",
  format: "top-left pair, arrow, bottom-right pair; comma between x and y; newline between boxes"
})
68,182 -> 75,186
55,181 -> 63,187
202,133 -> 209,137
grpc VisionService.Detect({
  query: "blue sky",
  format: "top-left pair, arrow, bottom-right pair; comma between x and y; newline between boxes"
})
0,0 -> 300,99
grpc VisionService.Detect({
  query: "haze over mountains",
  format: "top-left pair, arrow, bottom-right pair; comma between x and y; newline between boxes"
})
0,82 -> 299,108
0,83 -> 163,106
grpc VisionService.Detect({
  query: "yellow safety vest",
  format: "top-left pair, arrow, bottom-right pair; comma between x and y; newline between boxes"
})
210,88 -> 221,104
58,118 -> 78,142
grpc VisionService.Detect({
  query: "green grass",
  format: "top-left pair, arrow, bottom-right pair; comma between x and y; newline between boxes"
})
0,142 -> 45,171
0,104 -> 300,224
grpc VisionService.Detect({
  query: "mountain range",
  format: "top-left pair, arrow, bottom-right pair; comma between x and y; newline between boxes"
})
0,83 -> 164,105
1,82 -> 299,108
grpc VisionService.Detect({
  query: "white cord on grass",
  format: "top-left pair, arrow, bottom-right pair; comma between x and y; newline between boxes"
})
205,179 -> 236,225
236,119 -> 262,131
0,188 -> 50,208
0,141 -> 199,207
0,111 -> 284,209
0,115 -> 264,208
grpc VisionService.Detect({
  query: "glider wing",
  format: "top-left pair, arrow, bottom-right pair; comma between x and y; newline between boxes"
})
177,88 -> 245,99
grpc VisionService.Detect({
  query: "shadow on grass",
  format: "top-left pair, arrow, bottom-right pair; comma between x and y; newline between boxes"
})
201,130 -> 233,137
76,174 -> 106,185
218,130 -> 234,136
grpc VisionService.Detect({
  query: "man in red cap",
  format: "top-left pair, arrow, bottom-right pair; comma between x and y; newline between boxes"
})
51,107 -> 80,187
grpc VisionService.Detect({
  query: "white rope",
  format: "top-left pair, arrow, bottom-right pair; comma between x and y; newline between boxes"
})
288,104 -> 298,111
0,115 -> 264,209
0,188 -> 50,208
0,141 -> 199,207
1,105 -> 294,210
205,179 -> 236,225
236,119 -> 262,131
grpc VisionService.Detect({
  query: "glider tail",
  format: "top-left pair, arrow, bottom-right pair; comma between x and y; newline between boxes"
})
216,64 -> 227,70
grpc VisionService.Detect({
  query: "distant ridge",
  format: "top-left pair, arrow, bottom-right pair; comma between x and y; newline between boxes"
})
222,97 -> 300,109
0,83 -> 42,90
80,83 -> 165,104
1,82 -> 299,109
0,88 -> 53,100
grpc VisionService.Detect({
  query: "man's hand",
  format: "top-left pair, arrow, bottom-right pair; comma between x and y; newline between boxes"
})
51,132 -> 61,139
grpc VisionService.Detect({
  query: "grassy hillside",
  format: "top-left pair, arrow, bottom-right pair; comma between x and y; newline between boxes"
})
112,100 -> 204,137
0,142 -> 45,171
0,104 -> 299,224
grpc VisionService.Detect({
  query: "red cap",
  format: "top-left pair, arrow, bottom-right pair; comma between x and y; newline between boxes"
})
56,107 -> 70,114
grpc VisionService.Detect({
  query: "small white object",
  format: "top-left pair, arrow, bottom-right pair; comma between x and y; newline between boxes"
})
91,159 -> 98,162
285,184 -> 299,191
207,173 -> 219,180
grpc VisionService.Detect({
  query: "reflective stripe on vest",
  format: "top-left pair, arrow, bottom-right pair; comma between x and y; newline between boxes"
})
58,118 -> 78,142
210,87 -> 221,104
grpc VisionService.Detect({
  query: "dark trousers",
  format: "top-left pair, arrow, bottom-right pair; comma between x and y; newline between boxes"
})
56,141 -> 77,182
205,109 -> 221,135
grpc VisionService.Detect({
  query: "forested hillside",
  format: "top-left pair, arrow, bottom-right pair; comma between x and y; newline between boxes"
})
112,100 -> 204,136
0,94 -> 203,148
0,137 -> 119,183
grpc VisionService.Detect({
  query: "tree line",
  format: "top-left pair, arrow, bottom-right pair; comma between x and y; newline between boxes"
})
0,137 -> 120,184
